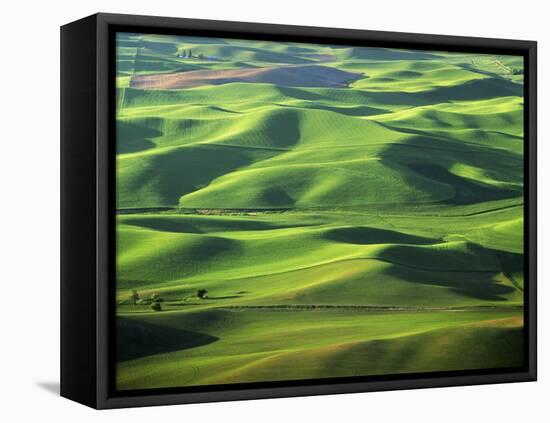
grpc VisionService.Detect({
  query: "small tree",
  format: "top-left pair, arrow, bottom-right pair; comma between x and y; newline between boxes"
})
130,290 -> 140,305
197,289 -> 208,300
151,302 -> 162,312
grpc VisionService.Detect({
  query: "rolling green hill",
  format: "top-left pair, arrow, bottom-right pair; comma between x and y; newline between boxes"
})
114,32 -> 525,391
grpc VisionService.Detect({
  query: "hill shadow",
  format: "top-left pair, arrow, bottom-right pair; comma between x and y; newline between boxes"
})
121,215 -> 316,234
380,245 -> 523,301
259,187 -> 295,207
324,226 -> 437,245
360,77 -> 523,109
278,102 -> 389,117
332,46 -> 443,61
117,317 -> 218,362
117,120 -> 159,154
408,163 -> 520,205
419,77 -> 523,103
378,136 -> 522,206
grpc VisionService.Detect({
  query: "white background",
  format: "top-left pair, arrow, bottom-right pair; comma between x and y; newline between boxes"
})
1,0 -> 546,421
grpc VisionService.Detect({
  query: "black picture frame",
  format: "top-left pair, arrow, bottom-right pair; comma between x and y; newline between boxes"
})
61,12 -> 537,409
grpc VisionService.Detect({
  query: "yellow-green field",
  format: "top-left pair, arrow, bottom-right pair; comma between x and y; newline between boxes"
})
115,32 -> 524,390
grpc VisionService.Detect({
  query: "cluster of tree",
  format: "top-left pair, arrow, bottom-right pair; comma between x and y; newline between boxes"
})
177,49 -> 206,59
149,292 -> 162,311
510,68 -> 524,75
129,290 -> 163,311
179,48 -> 193,58
129,288 -> 210,311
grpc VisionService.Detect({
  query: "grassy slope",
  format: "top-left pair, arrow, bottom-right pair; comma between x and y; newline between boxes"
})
117,309 -> 523,389
115,33 -> 524,389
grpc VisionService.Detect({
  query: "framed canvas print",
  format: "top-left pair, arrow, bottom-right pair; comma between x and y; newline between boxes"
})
60,13 -> 537,409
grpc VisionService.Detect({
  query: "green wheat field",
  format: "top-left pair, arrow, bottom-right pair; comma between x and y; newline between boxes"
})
115,32 -> 525,390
